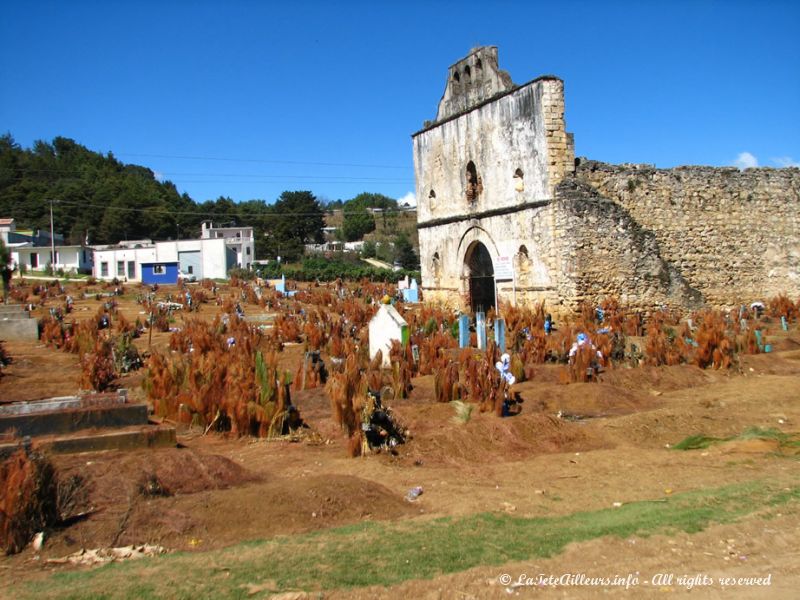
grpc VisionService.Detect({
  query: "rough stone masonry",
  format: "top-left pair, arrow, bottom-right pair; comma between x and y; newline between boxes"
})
413,46 -> 800,313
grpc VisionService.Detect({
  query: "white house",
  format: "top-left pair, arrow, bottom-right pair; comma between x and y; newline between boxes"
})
200,221 -> 254,270
2,217 -> 93,274
92,222 -> 253,283
14,245 -> 94,274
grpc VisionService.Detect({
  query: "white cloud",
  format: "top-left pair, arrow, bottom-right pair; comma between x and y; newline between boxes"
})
153,170 -> 165,182
398,191 -> 416,207
772,156 -> 800,168
733,152 -> 758,170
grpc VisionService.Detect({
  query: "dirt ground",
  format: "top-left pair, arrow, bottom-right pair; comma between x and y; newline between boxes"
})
1,285 -> 799,598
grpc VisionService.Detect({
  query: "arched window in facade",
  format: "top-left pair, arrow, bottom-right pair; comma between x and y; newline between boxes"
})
516,244 -> 531,276
513,168 -> 525,192
466,161 -> 482,203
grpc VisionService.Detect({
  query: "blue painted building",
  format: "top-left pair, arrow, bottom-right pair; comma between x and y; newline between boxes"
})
141,262 -> 180,285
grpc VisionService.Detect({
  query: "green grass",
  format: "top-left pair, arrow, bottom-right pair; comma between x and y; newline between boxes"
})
12,480 -> 800,600
673,427 -> 800,452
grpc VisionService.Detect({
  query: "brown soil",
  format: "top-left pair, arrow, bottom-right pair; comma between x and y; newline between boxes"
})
2,286 -> 800,598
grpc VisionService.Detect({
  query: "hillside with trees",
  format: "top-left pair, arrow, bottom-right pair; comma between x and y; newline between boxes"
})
0,134 -> 325,261
0,134 -> 417,266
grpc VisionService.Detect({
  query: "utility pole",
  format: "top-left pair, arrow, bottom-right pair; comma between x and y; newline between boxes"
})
48,199 -> 57,272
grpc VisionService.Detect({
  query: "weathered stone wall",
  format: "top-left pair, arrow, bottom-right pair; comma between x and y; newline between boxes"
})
541,79 -> 573,190
414,77 -> 559,226
553,180 -> 703,311
435,46 -> 514,122
575,159 -> 800,306
419,204 -> 563,310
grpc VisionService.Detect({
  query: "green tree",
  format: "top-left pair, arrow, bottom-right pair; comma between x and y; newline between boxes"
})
362,239 -> 376,258
342,204 -> 374,241
394,232 -> 419,269
376,240 -> 393,263
340,192 -> 398,242
262,191 -> 324,262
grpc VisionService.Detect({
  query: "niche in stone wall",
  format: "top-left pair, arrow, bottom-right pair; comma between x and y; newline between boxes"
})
453,70 -> 460,82
515,244 -> 531,276
428,189 -> 437,209
466,161 -> 483,203
513,168 -> 525,192
464,65 -> 471,82
431,251 -> 441,286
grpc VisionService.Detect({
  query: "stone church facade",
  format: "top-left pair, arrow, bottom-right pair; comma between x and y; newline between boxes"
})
413,47 -> 800,313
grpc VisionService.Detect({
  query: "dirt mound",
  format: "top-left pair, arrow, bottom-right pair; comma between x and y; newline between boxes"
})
55,447 -> 258,507
739,350 -> 800,375
43,472 -> 416,554
400,404 -> 607,465
515,381 -> 658,418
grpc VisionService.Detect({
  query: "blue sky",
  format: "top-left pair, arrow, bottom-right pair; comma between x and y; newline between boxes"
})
2,0 -> 798,206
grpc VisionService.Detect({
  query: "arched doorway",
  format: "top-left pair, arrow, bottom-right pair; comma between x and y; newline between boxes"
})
465,241 -> 495,313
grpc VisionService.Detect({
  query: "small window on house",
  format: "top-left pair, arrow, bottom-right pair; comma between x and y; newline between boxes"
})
152,264 -> 165,275
117,261 -> 124,276
187,266 -> 193,274
246,246 -> 251,255
100,262 -> 108,277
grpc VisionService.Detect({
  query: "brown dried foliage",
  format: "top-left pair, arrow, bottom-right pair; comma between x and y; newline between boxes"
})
326,353 -> 366,436
693,311 -> 735,369
768,294 -> 799,321
0,450 -> 58,555
145,318 -> 294,437
433,361 -> 460,403
78,339 -> 118,392
644,312 -> 687,366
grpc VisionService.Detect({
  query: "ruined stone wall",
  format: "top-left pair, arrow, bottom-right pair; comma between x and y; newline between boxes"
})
541,79 -> 573,190
553,180 -> 703,312
575,160 -> 800,306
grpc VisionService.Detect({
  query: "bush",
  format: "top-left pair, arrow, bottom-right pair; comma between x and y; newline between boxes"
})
256,257 -> 419,283
0,450 -> 58,555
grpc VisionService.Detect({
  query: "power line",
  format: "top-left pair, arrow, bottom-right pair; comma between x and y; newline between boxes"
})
115,152 -> 413,170
0,167 -> 413,183
37,198 -> 418,219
